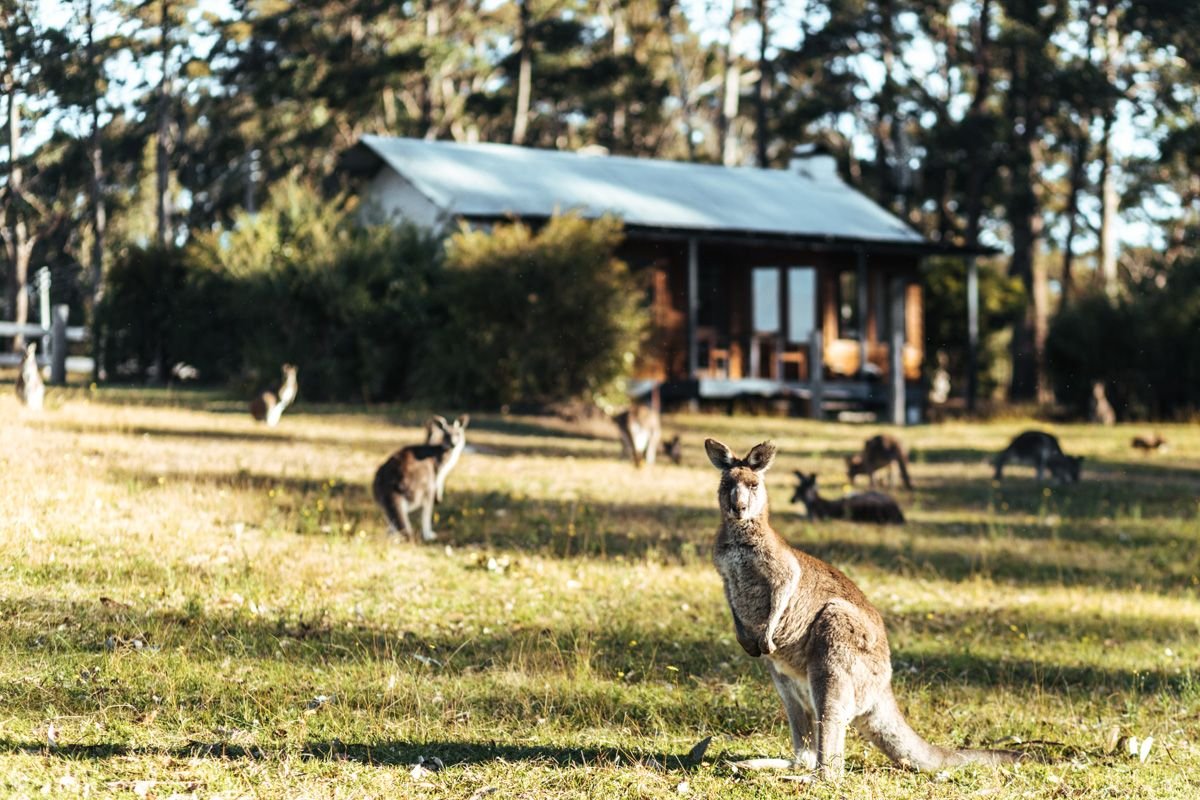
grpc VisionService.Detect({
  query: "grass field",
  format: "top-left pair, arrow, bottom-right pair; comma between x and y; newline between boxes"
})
2,387 -> 1199,798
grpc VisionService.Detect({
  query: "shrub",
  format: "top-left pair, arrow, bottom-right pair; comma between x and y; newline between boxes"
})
1048,257 -> 1200,419
99,179 -> 441,401
421,214 -> 648,408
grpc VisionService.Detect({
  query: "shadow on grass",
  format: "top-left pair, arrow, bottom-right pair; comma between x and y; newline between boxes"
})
102,463 -> 1199,591
0,738 -> 723,770
6,592 -> 1195,698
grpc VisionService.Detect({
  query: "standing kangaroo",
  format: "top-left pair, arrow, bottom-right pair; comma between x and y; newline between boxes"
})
994,431 -> 1082,484
706,439 -> 1020,780
373,415 -> 469,541
249,364 -> 299,427
15,343 -> 44,411
792,471 -> 905,525
614,402 -> 681,465
846,434 -> 913,490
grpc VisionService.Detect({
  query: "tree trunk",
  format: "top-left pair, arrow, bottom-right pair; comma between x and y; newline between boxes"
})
662,1 -> 696,161
718,1 -> 741,166
876,0 -> 899,212
1060,126 -> 1086,305
754,0 -> 769,167
156,0 -> 172,248
963,0 -> 991,248
1098,4 -> 1120,298
512,0 -> 532,146
1006,38 -> 1048,404
2,77 -> 36,350
607,0 -> 627,148
87,0 -> 107,307
420,0 -> 438,138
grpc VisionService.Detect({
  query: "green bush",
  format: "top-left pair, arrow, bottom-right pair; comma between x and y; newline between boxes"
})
98,185 -> 644,407
420,214 -> 648,407
99,179 -> 441,401
1047,257 -> 1200,419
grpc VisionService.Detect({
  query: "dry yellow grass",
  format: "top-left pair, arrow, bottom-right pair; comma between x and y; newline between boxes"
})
0,386 -> 1198,798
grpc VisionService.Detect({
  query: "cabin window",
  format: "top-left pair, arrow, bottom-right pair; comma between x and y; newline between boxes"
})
786,267 -> 816,343
837,269 -> 860,340
752,268 -> 780,333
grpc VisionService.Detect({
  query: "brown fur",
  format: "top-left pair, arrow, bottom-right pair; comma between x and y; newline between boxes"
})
373,415 -> 469,541
707,438 -> 1020,780
1131,433 -> 1167,453
791,472 -> 905,525
846,434 -> 912,490
614,405 -> 681,466
249,364 -> 298,426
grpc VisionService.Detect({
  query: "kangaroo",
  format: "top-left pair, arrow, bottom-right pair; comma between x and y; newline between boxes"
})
249,364 -> 298,427
613,404 -> 664,467
792,471 -> 905,525
1131,433 -> 1167,454
846,434 -> 913,490
706,439 -> 1020,780
14,343 -> 44,411
994,430 -> 1082,483
373,415 -> 469,541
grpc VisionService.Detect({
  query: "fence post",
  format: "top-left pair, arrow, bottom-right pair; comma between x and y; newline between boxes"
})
51,304 -> 68,385
36,267 -> 51,357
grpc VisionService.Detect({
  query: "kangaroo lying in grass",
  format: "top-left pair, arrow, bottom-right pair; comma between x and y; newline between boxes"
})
373,415 -> 469,541
792,471 -> 905,525
707,439 -> 1020,780
249,364 -> 298,427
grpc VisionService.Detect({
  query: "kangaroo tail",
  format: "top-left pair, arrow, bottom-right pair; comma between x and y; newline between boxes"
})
857,688 -> 1021,772
372,468 -> 406,534
896,450 -> 914,490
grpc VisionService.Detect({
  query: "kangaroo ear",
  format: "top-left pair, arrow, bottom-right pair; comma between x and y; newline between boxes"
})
744,441 -> 777,473
704,439 -> 737,471
456,414 -> 470,429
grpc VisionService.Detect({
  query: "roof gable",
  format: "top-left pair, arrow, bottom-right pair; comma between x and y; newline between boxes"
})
356,135 -> 927,246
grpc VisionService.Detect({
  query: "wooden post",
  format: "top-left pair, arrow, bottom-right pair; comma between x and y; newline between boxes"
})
889,277 -> 906,426
36,267 -> 51,356
856,249 -> 869,375
966,255 -> 979,413
686,237 -> 699,380
51,304 -> 68,385
809,328 -> 823,420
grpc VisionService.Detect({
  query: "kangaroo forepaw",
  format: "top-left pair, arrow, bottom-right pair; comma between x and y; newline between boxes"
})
761,636 -> 778,655
737,637 -> 762,658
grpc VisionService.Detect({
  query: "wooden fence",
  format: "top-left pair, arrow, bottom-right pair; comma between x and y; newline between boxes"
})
0,304 -> 92,383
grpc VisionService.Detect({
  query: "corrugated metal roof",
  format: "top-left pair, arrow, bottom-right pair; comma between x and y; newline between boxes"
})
357,135 -> 928,246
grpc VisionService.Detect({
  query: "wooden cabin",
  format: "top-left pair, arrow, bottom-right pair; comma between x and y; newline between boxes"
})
343,136 -> 963,422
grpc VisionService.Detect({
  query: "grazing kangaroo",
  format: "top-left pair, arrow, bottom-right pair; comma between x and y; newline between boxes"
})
14,343 -> 44,411
249,364 -> 298,427
846,434 -> 913,490
994,431 -> 1082,484
373,415 -> 469,541
614,402 -> 681,465
1131,433 -> 1167,454
706,439 -> 1020,780
792,471 -> 905,525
